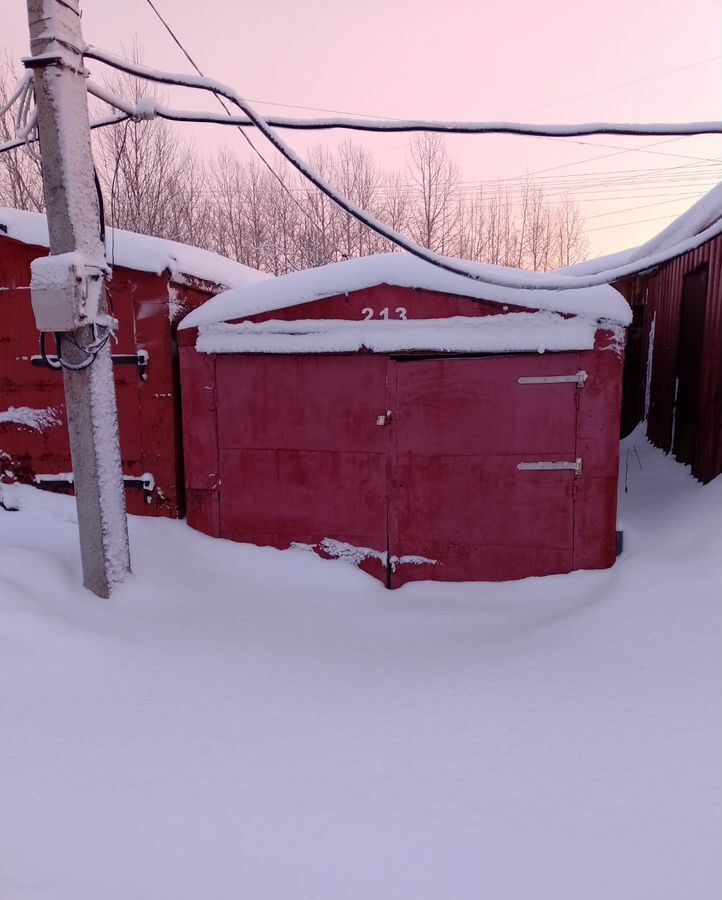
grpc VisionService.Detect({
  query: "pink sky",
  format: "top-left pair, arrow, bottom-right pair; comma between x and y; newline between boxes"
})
4,0 -> 721,258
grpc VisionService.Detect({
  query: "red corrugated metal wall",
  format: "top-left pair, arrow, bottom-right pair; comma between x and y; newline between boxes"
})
634,235 -> 722,484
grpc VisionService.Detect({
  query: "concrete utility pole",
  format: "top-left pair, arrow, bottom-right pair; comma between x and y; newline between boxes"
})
25,0 -> 130,597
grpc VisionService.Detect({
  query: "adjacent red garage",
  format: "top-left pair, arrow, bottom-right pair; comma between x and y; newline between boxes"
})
179,253 -> 630,586
0,207 -> 266,516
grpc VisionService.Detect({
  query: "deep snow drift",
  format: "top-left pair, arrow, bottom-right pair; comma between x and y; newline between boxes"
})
0,429 -> 719,900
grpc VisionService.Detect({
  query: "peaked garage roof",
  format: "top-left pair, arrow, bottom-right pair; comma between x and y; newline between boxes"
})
180,251 -> 631,330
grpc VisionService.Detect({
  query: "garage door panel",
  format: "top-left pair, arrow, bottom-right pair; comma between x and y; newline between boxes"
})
390,355 -> 578,585
394,354 -> 580,456
216,355 -> 387,453
219,448 -> 387,546
392,455 -> 575,550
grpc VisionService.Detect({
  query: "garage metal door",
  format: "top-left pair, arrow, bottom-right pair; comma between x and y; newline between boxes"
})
388,354 -> 583,586
215,352 -> 585,585
216,354 -> 390,581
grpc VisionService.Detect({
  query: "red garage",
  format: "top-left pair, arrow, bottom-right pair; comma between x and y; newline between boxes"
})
0,207 -> 266,516
178,253 -> 630,586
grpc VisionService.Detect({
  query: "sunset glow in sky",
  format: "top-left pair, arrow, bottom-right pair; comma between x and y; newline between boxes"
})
4,0 -> 721,259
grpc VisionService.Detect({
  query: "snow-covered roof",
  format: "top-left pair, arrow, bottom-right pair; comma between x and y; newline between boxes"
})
560,181 -> 722,278
180,251 -> 631,330
0,207 -> 269,290
195,312 -> 607,356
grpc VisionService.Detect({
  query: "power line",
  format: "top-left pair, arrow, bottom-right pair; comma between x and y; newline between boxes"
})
586,211 -> 694,232
246,55 -> 722,123
583,193 -> 709,220
185,55 -> 722,129
508,55 -> 722,118
500,136 -> 700,181
296,56 -> 722,165
60,86 -> 722,137
546,135 -> 721,163
82,46 -> 722,291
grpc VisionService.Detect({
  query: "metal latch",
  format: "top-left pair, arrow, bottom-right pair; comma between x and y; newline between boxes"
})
518,370 -> 588,387
517,458 -> 583,475
35,471 -> 156,495
376,409 -> 393,426
31,349 -> 148,380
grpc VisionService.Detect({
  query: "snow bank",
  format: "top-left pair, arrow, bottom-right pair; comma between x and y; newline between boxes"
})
180,252 -> 631,330
561,181 -> 722,277
0,207 -> 269,290
195,311 -> 599,355
0,430 -> 719,900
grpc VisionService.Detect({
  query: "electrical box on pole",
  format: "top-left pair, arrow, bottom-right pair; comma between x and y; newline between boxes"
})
25,0 -> 131,597
30,252 -> 111,331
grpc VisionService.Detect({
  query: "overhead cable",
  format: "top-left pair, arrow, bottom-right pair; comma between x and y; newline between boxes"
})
82,46 -> 722,291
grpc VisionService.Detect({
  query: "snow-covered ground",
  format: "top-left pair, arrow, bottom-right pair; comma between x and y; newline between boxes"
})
1,428 -> 719,900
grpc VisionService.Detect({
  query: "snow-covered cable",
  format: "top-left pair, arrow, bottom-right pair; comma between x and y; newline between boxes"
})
82,46 -> 722,292
113,116 -> 722,136
80,82 -> 722,137
0,72 -> 32,119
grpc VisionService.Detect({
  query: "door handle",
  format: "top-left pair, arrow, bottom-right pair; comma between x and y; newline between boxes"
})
376,410 -> 393,426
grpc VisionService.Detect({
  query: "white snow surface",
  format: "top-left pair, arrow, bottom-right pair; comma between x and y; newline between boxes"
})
180,252 -> 631,329
0,207 -> 269,290
560,181 -> 722,277
0,428 -> 719,900
196,311 -> 599,355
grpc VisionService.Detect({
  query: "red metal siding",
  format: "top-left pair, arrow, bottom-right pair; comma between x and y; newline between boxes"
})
0,234 -> 213,515
242,283 -> 533,325
632,234 -> 722,483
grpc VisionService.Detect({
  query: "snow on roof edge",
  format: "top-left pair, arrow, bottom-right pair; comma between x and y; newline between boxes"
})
195,311 -> 604,356
560,181 -> 722,278
180,252 -> 631,330
0,206 -> 270,290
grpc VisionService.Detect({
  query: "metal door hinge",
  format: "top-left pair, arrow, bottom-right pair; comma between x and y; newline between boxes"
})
518,370 -> 588,387
517,458 -> 583,475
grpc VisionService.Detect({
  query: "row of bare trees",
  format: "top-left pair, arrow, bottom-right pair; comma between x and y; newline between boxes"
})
1,56 -> 588,274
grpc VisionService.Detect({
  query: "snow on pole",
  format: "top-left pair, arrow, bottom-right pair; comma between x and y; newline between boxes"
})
24,0 -> 130,597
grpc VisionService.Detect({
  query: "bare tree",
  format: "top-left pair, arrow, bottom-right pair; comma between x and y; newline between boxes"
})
552,196 -> 588,268
91,44 -> 210,245
0,58 -> 44,212
406,134 -> 460,252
